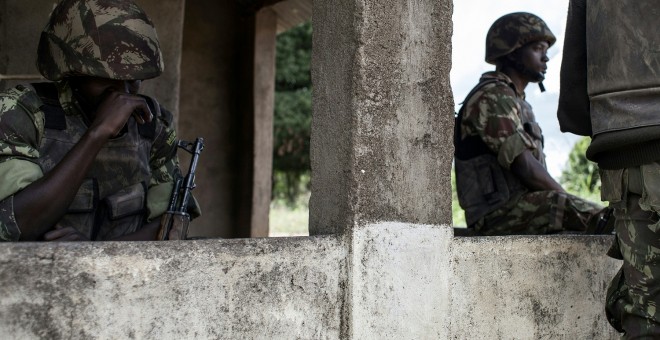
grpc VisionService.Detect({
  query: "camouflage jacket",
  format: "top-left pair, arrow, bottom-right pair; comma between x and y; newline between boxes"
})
460,71 -> 545,169
558,0 -> 660,169
0,81 -> 179,241
455,71 -> 545,225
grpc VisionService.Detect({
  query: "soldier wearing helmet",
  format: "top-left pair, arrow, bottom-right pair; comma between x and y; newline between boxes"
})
454,12 -> 606,235
0,0 -> 197,241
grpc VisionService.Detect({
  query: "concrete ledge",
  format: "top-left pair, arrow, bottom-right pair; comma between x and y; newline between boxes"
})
0,236 -> 346,339
0,230 -> 623,339
450,235 -> 621,339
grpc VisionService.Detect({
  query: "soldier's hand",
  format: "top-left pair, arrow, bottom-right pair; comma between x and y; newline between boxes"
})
90,90 -> 153,138
43,224 -> 90,242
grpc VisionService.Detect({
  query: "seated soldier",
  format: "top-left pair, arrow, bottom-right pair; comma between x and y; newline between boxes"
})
0,0 -> 198,241
454,12 -> 604,236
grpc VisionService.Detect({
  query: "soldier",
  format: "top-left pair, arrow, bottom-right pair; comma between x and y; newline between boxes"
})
454,12 -> 605,236
0,0 -> 197,241
558,0 -> 660,337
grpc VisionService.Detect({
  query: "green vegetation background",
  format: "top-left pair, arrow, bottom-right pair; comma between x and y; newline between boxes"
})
270,22 -> 312,236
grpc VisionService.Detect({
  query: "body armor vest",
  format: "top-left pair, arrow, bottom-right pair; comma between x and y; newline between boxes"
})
455,79 -> 545,226
31,82 -> 158,240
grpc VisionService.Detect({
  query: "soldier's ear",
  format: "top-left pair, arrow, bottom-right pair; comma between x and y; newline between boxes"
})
506,51 -> 520,63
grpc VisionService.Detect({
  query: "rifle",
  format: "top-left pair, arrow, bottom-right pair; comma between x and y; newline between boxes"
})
157,137 -> 204,240
593,206 -> 615,235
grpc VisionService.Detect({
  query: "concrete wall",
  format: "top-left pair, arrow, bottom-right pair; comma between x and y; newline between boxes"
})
0,236 -> 346,339
451,235 -> 620,339
0,233 -> 621,339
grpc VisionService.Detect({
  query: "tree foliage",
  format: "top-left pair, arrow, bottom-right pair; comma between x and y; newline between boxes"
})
560,137 -> 601,199
273,22 -> 312,205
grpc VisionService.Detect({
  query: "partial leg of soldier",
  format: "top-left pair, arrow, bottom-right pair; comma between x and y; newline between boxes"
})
474,190 -> 604,235
613,194 -> 660,338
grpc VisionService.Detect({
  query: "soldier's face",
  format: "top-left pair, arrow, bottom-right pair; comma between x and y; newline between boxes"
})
516,41 -> 550,82
72,77 -> 142,110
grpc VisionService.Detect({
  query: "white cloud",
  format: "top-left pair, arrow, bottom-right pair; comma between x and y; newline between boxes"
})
452,0 -> 574,178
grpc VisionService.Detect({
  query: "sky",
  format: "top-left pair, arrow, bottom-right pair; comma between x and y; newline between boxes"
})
451,0 -> 578,179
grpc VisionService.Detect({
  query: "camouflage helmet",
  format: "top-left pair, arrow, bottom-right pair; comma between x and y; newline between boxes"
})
37,0 -> 164,81
485,12 -> 556,65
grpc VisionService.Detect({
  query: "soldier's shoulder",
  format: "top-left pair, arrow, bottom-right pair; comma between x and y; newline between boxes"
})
473,80 -> 516,100
0,84 -> 44,115
464,80 -> 516,113
0,85 -> 45,138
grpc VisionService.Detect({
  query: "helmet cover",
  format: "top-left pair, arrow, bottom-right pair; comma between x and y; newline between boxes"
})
37,0 -> 164,81
485,12 -> 556,65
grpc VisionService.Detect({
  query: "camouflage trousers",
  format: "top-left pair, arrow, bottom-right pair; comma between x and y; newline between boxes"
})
474,190 -> 604,236
602,166 -> 660,338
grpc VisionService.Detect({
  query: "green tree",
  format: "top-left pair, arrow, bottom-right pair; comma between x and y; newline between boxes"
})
561,137 -> 602,202
273,21 -> 312,205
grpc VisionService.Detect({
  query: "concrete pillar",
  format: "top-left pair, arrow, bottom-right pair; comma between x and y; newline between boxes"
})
251,8 -> 277,237
310,0 -> 455,235
311,0 -> 455,338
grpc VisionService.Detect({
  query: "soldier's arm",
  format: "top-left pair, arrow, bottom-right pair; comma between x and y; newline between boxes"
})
12,91 -> 153,240
511,150 -> 564,192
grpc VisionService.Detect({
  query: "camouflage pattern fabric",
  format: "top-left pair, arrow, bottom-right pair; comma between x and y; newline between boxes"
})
485,12 -> 556,64
474,190 -> 603,236
459,71 -> 604,235
0,82 -> 180,241
460,71 -> 543,170
602,166 -> 660,338
37,0 -> 164,81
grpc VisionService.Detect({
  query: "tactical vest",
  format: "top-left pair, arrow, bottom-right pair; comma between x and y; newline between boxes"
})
454,78 -> 545,226
25,82 -> 159,240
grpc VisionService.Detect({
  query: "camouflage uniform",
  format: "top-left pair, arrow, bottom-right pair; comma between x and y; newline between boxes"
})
456,71 -> 603,235
558,0 -> 660,336
0,0 -> 190,241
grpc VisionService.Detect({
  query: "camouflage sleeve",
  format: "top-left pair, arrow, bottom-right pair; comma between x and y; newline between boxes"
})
463,84 -> 536,169
146,103 -> 203,221
146,105 -> 179,221
0,86 -> 45,241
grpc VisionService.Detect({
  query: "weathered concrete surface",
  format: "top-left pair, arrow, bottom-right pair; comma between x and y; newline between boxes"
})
0,231 -> 623,339
0,236 -> 345,339
450,235 -> 621,339
348,223 -> 452,339
310,0 -> 455,235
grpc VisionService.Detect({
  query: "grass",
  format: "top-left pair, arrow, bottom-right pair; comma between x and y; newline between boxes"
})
268,193 -> 310,237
